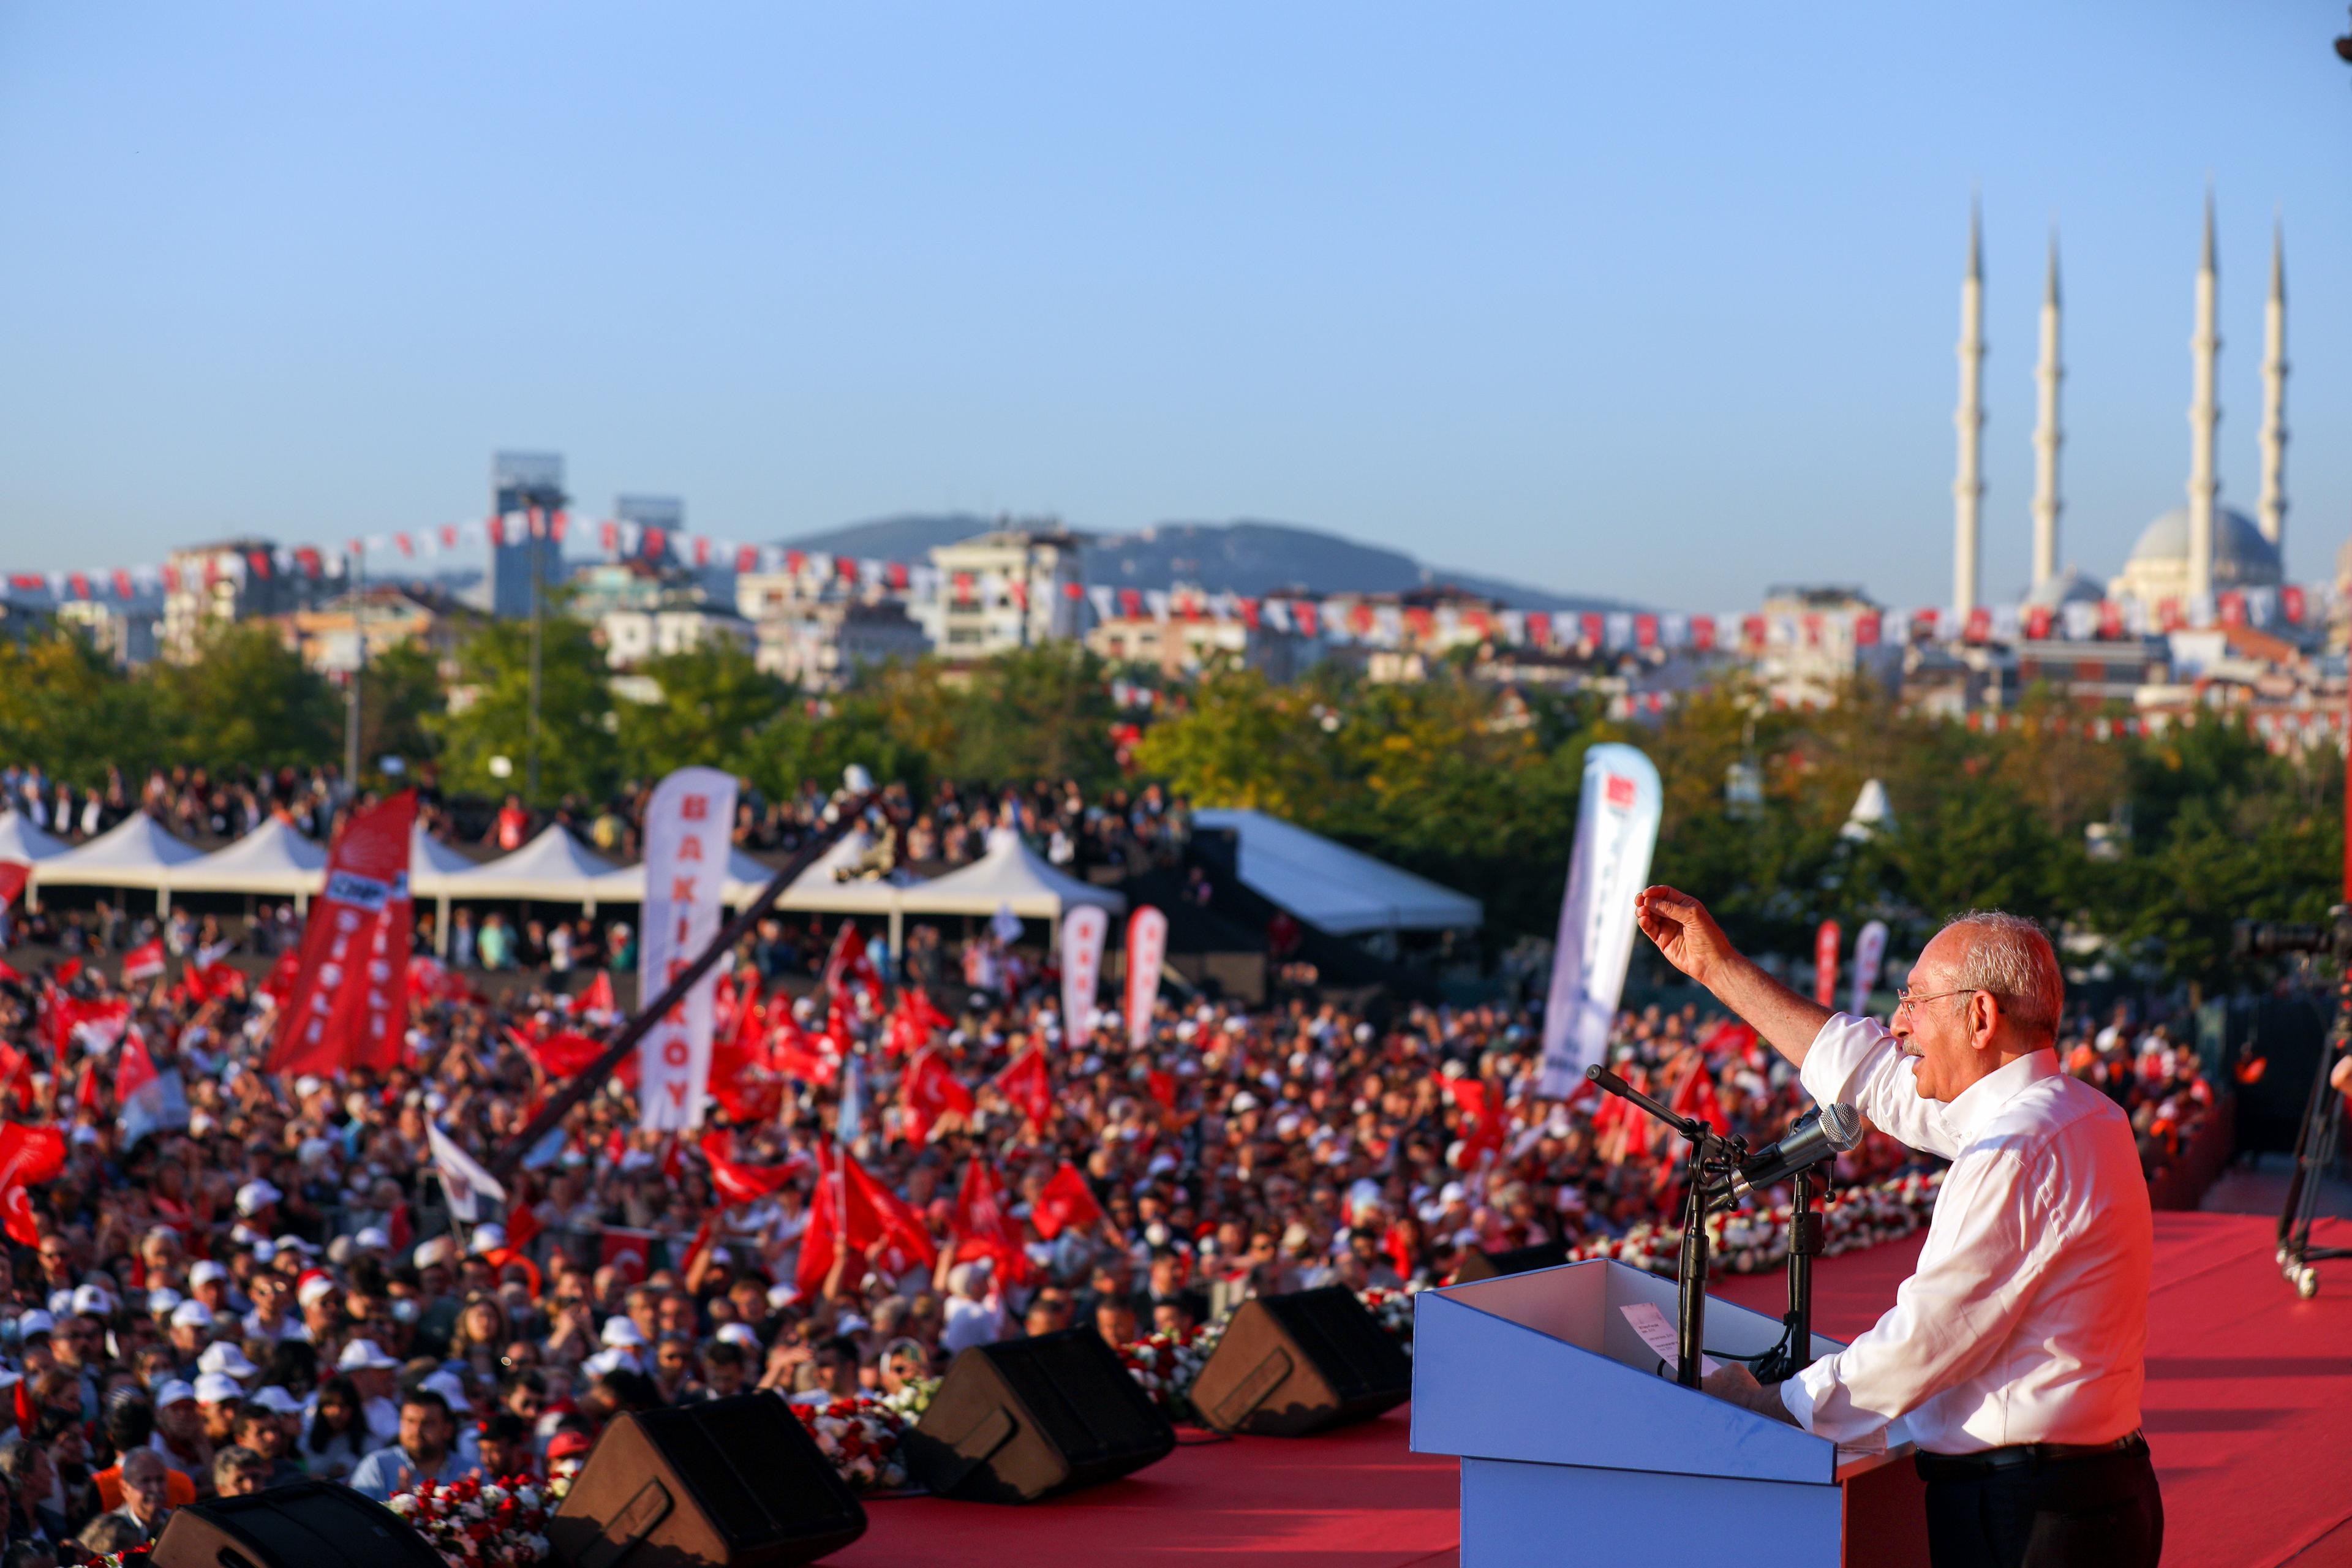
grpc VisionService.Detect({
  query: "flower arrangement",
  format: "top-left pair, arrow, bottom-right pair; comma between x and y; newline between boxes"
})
791,1396 -> 911,1491
384,1476 -> 552,1568
1356,1284 -> 1419,1351
1564,1170 -> 1944,1278
878,1374 -> 941,1424
1118,1321 -> 1223,1421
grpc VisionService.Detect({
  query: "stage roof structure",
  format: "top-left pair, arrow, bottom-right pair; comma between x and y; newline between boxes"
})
1189,808 -> 1482,936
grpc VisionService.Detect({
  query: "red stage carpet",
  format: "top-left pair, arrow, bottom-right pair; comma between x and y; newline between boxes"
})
837,1213 -> 2352,1568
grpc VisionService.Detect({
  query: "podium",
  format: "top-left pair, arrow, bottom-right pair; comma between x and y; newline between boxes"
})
1412,1258 -> 1928,1568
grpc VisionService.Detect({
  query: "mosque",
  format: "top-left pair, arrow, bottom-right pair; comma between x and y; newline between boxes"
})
1948,194 -> 2290,616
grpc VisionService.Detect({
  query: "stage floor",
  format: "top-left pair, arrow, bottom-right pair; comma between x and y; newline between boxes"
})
836,1211 -> 2352,1568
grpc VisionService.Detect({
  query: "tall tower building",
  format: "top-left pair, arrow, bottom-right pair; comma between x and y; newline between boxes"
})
2030,232 -> 2064,594
489,451 -> 568,620
2185,193 -> 2221,606
1953,200 -> 1986,616
2257,218 -> 2288,552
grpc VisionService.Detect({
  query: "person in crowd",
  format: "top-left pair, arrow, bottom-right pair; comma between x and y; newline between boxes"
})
105,1452 -> 174,1545
349,1390 -> 465,1502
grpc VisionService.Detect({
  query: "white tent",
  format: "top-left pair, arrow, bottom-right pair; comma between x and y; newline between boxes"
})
1189,807 -> 1481,936
897,829 -> 1125,922
0,810 -> 70,864
406,826 -> 482,899
432,826 -> 620,905
587,845 -> 807,909
775,831 -> 912,914
168,818 -> 328,901
34,813 -> 205,910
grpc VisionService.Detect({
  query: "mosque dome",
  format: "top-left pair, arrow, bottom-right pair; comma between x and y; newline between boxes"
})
2122,506 -> 2282,588
2022,565 -> 2105,609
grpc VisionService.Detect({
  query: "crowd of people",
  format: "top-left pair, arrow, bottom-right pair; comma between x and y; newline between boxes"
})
0,775 -> 2226,1564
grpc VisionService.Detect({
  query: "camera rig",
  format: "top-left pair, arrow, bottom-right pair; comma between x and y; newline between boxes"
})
2233,910 -> 2352,1297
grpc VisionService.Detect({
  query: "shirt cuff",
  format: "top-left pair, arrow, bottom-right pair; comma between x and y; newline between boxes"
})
1778,1372 -> 1817,1433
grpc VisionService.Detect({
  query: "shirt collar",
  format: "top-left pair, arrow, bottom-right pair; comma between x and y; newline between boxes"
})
1940,1047 -> 2061,1145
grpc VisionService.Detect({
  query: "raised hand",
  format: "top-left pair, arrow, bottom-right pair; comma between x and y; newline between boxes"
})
1634,885 -> 1735,989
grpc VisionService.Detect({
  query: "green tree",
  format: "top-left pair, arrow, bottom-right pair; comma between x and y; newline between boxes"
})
428,616 -> 619,804
151,623 -> 341,774
0,631 -> 165,784
616,642 -> 792,780
358,639 -> 447,784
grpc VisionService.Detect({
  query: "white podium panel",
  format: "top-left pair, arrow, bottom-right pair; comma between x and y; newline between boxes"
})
1412,1258 -> 1926,1568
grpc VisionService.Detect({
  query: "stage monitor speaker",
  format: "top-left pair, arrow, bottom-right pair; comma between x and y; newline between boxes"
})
905,1325 -> 1176,1504
1189,1285 -> 1412,1437
1450,1240 -> 1570,1283
152,1480 -> 446,1568
548,1392 -> 867,1568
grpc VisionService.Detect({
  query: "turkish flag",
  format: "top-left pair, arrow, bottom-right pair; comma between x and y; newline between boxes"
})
845,1152 -> 937,1273
256,948 -> 302,1007
900,1049 -> 974,1145
513,1028 -> 636,1089
1668,1054 -> 1730,1136
770,1014 -> 840,1087
570,970 -> 617,1020
0,1123 -> 66,1246
1145,1069 -> 1177,1113
1443,1076 -> 1504,1153
992,1047 -> 1052,1131
1031,1161 -> 1104,1241
121,940 -> 166,984
949,1158 -> 1035,1285
114,1027 -> 157,1107
0,862 -> 26,911
822,924 -> 882,1005
698,1131 -> 807,1206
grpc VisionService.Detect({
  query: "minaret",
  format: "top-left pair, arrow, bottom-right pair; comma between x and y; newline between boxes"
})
2185,190 -> 2220,605
2256,217 -> 2288,552
1953,199 -> 1986,616
2030,230 -> 2064,595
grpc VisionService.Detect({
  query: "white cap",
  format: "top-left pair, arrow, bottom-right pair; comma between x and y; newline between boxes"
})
272,1235 -> 318,1257
335,1338 -> 398,1371
189,1260 -> 228,1288
235,1180 -> 283,1216
170,1300 -> 214,1330
250,1386 -> 303,1415
418,1370 -> 472,1412
155,1378 -> 197,1407
766,1284 -> 799,1310
353,1227 -> 390,1251
70,1284 -> 113,1317
146,1287 -> 183,1316
581,1348 -> 640,1379
15,1310 -> 55,1340
296,1275 -> 339,1308
600,1317 -> 647,1349
293,1076 -> 323,1099
469,1224 -> 507,1256
198,1342 -> 257,1379
835,1313 -> 870,1337
193,1372 -> 244,1405
714,1323 -> 760,1349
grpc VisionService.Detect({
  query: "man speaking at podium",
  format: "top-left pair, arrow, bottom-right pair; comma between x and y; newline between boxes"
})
1634,888 -> 2159,1568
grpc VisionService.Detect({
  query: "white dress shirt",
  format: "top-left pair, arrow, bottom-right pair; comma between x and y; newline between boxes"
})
1778,1013 -> 2150,1453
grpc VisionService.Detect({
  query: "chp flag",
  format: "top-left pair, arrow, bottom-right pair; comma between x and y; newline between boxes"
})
265,790 -> 415,1080
1850,919 -> 1890,1016
1539,744 -> 1664,1096
637,767 -> 740,1131
1125,905 -> 1167,1052
1060,904 -> 1109,1045
426,1121 -> 507,1224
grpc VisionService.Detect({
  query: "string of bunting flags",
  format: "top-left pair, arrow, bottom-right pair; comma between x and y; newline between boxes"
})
0,508 -> 2332,655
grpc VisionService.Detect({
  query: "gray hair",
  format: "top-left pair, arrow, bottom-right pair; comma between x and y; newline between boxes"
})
1939,911 -> 2062,1037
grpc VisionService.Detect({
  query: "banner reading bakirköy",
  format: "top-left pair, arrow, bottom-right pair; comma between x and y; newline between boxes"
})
266,790 -> 416,1080
1060,905 -> 1109,1047
1125,905 -> 1167,1052
638,767 -> 740,1131
1539,745 -> 1664,1095
1850,919 -> 1890,1016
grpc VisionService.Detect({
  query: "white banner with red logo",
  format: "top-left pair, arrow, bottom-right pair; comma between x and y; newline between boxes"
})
637,767 -> 739,1131
1125,906 -> 1167,1052
1539,744 -> 1663,1095
1060,905 -> 1109,1046
265,791 -> 415,1080
1850,919 -> 1890,1016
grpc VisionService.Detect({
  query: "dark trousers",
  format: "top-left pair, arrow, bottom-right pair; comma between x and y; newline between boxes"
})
1918,1441 -> 2163,1568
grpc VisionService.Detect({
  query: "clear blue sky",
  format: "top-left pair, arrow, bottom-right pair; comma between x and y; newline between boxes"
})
1,2 -> 2345,609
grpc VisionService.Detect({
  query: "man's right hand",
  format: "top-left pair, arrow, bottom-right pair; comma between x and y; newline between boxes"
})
1635,886 -> 1736,990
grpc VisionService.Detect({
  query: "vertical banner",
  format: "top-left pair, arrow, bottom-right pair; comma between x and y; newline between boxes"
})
1539,744 -> 1663,1096
1125,905 -> 1167,1052
1812,920 -> 1842,1009
1060,905 -> 1109,1047
638,767 -> 740,1131
1849,919 -> 1889,1017
266,791 -> 416,1080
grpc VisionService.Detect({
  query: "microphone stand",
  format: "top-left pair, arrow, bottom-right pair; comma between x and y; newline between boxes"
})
1753,1163 -> 1823,1384
1584,1065 -> 1746,1388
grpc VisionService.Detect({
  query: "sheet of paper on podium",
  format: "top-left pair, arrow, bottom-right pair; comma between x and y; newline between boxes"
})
1618,1302 -> 1720,1376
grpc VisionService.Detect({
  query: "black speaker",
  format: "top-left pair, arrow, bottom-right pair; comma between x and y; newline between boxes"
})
548,1393 -> 867,1567
152,1481 -> 445,1568
1450,1239 -> 1571,1283
1188,1286 -> 1413,1436
904,1326 -> 1176,1504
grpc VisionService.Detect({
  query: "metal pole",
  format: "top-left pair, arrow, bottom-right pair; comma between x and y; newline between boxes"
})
488,793 -> 876,1177
345,543 -> 367,786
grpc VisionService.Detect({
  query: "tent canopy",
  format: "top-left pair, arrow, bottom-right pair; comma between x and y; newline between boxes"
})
589,845 -> 813,909
0,810 -> 71,863
1190,807 -> 1481,936
897,829 -> 1125,919
775,831 -> 911,914
432,826 -> 620,903
168,818 -> 328,897
407,825 -> 483,899
34,813 -> 205,891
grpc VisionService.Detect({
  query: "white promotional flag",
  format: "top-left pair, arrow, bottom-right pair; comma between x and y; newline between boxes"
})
427,1121 -> 506,1223
1060,905 -> 1109,1050
1850,919 -> 1890,1017
1125,906 -> 1168,1052
637,766 -> 741,1130
1539,743 -> 1664,1095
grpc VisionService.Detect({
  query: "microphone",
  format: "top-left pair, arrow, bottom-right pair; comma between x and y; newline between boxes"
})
1711,1104 -> 1863,1210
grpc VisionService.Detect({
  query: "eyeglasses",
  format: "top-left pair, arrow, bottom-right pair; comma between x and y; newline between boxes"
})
1893,986 -> 1981,1015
